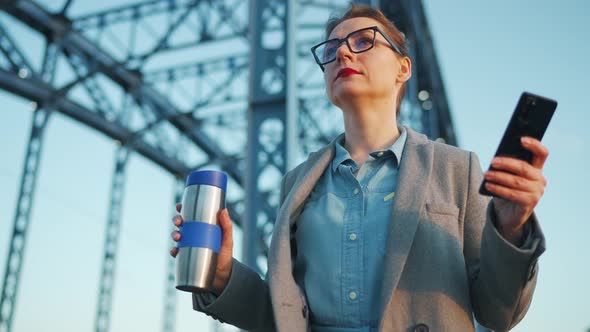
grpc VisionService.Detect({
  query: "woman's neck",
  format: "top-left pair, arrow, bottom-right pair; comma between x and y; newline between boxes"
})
341,102 -> 399,168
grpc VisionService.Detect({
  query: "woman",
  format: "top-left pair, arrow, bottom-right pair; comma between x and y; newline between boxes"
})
170,5 -> 547,332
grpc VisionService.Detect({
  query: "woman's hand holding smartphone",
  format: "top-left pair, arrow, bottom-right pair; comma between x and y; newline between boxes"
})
480,92 -> 556,245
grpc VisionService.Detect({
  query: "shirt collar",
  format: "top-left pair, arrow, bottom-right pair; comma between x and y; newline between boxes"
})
331,126 -> 407,173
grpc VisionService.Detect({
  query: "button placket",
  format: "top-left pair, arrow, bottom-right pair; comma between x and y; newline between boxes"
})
339,175 -> 361,322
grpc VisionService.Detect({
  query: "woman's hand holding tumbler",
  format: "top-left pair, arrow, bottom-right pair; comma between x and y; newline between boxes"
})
170,203 -> 234,295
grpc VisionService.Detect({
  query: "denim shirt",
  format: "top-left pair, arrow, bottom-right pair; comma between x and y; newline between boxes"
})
293,127 -> 407,331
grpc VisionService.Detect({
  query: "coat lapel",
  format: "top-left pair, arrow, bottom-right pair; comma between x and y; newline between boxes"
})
284,143 -> 337,225
379,127 -> 433,326
268,138 -> 337,331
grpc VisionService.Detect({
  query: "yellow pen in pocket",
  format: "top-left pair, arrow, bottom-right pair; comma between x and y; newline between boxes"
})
383,192 -> 395,202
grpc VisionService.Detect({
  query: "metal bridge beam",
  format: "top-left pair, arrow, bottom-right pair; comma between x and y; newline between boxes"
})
380,0 -> 456,144
95,147 -> 130,332
0,108 -> 51,332
0,36 -> 58,332
244,0 -> 290,271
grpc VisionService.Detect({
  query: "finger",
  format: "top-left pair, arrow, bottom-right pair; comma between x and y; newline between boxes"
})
171,230 -> 181,242
172,215 -> 183,227
521,137 -> 549,169
176,203 -> 182,213
218,209 -> 233,255
491,157 -> 544,181
170,247 -> 178,258
484,182 -> 537,207
484,170 -> 539,192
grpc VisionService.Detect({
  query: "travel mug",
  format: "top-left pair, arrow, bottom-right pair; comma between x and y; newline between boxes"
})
176,170 -> 227,292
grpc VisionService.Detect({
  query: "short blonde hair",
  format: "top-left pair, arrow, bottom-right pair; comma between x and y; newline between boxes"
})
325,4 -> 410,115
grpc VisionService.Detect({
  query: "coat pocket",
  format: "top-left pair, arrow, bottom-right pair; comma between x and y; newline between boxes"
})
425,202 -> 459,217
422,202 -> 462,245
423,202 -> 461,234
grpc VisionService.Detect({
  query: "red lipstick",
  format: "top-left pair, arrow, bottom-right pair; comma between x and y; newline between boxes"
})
336,67 -> 360,79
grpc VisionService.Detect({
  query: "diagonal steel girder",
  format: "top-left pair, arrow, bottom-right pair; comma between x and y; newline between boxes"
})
0,20 -> 37,75
2,0 -> 251,189
0,64 -> 257,233
0,68 -> 191,176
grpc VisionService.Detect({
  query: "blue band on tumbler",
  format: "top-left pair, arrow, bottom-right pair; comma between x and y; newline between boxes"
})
186,170 -> 228,191
178,221 -> 222,253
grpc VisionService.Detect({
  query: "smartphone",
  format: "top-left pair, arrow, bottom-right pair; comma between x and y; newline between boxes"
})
479,92 -> 557,196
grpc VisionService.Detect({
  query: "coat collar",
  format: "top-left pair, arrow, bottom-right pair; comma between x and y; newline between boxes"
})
331,126 -> 408,173
279,125 -> 430,225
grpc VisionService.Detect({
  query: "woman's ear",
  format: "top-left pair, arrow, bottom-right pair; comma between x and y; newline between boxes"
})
396,56 -> 412,83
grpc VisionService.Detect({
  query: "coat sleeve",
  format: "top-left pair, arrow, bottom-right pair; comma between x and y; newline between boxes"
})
463,152 -> 546,331
192,259 -> 275,332
190,175 -> 293,331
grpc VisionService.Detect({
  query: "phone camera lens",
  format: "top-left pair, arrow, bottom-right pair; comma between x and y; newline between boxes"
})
526,96 -> 536,106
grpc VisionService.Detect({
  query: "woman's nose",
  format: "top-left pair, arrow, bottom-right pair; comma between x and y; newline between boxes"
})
335,41 -> 354,62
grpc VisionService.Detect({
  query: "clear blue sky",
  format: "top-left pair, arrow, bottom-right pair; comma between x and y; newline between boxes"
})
0,1 -> 588,331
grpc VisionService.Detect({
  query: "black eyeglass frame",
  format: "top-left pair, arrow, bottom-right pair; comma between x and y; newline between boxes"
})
311,26 -> 404,71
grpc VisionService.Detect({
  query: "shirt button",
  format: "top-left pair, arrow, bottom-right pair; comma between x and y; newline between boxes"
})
353,188 -> 359,195
349,233 -> 357,241
377,151 -> 384,157
348,291 -> 357,300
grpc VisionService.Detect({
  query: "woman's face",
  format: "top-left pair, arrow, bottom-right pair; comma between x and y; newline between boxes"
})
324,17 -> 409,109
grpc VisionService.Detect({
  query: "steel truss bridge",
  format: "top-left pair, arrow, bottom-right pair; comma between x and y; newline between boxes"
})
0,0 -> 455,331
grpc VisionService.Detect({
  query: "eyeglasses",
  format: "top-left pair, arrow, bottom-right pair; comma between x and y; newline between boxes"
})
311,26 -> 403,71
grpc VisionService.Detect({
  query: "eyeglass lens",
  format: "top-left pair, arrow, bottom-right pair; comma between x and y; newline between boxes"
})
318,28 -> 376,64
